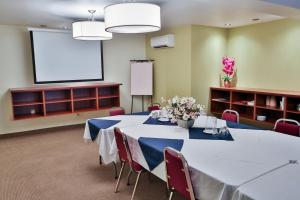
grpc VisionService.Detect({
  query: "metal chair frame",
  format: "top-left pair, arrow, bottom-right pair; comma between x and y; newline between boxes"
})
274,118 -> 300,136
114,128 -> 145,200
164,147 -> 195,200
222,109 -> 240,123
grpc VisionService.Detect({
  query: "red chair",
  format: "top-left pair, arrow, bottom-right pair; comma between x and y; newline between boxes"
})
222,109 -> 239,123
274,118 -> 300,137
109,107 -> 125,116
148,103 -> 160,112
114,128 -> 145,200
164,147 -> 195,200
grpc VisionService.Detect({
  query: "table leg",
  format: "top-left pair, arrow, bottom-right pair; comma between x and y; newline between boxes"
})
113,162 -> 118,179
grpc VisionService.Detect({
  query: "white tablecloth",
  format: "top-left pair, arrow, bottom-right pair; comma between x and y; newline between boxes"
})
83,115 -> 149,164
232,162 -> 300,200
83,115 -> 300,200
121,124 -> 300,200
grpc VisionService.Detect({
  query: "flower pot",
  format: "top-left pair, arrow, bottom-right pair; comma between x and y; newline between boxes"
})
224,81 -> 231,88
177,119 -> 195,129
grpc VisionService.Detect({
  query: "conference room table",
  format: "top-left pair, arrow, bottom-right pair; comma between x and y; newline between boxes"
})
83,113 -> 300,200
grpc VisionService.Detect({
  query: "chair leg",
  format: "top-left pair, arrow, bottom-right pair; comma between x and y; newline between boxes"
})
127,168 -> 133,185
168,191 -> 174,200
130,171 -> 142,200
99,155 -> 102,165
112,162 -> 118,179
147,171 -> 152,183
115,161 -> 125,193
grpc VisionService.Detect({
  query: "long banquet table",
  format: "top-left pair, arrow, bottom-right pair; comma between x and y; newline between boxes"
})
83,114 -> 300,200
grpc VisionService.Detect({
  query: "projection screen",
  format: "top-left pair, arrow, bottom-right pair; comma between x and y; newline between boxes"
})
30,29 -> 104,84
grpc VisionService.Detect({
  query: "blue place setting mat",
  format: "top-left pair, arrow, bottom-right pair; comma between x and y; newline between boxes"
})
138,137 -> 184,171
88,119 -> 121,141
143,117 -> 177,126
128,111 -> 151,116
226,121 -> 261,130
189,128 -> 234,141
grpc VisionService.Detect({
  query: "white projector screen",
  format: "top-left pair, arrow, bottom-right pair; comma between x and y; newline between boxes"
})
30,29 -> 103,84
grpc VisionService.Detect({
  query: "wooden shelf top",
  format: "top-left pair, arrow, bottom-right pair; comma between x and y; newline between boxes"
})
98,95 -> 120,99
46,111 -> 72,116
13,101 -> 43,107
10,82 -> 122,92
73,97 -> 97,101
232,102 -> 254,107
256,105 -> 284,112
210,87 -> 300,97
287,110 -> 300,115
45,99 -> 72,104
14,114 -> 44,120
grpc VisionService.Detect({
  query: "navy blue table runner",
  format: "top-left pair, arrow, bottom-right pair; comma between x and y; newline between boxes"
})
226,121 -> 261,130
189,128 -> 234,141
138,137 -> 184,170
143,117 -> 177,126
88,119 -> 121,141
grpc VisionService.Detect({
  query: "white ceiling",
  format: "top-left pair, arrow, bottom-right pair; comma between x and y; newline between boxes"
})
1,0 -> 300,29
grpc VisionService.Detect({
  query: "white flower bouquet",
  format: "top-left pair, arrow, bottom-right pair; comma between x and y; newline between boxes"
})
161,96 -> 205,123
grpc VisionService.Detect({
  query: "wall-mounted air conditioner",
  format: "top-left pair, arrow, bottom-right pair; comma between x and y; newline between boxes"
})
150,34 -> 175,48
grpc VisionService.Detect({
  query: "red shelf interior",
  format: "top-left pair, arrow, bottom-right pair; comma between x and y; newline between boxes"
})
45,90 -> 71,103
211,101 -> 230,115
210,87 -> 300,125
98,86 -> 119,97
231,104 -> 254,120
286,97 -> 300,113
256,94 -> 284,108
46,102 -> 72,115
74,99 -> 97,111
73,88 -> 96,100
256,107 -> 284,124
13,104 -> 44,120
12,91 -> 43,106
99,98 -> 120,108
11,84 -> 121,120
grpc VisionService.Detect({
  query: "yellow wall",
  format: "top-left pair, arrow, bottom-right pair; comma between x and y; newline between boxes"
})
146,19 -> 300,110
146,25 -> 227,109
191,25 -> 228,109
227,19 -> 300,91
145,25 -> 192,102
0,25 -> 146,135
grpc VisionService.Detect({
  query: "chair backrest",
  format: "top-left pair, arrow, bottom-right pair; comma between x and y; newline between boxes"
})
114,128 -> 143,172
222,109 -> 239,123
109,108 -> 125,116
274,118 -> 300,137
114,128 -> 129,163
148,103 -> 160,112
164,147 -> 195,200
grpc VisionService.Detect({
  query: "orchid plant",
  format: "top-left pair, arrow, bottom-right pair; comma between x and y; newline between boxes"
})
222,57 -> 236,83
161,96 -> 205,122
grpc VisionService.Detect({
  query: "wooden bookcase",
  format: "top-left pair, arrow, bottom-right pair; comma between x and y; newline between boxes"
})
210,87 -> 300,126
11,83 -> 121,120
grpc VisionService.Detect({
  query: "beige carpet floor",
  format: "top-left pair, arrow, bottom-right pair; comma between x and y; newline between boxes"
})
0,126 -> 183,200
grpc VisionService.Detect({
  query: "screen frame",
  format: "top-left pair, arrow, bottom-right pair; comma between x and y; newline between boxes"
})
30,30 -> 104,84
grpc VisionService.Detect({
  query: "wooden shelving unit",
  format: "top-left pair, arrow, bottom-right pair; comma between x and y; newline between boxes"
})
210,87 -> 300,126
11,83 -> 121,120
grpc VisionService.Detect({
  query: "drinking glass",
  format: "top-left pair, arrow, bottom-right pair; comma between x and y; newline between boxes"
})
204,116 -> 217,134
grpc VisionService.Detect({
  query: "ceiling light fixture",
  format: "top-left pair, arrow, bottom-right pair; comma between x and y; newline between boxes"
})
104,3 -> 161,33
72,10 -> 112,40
225,23 -> 231,26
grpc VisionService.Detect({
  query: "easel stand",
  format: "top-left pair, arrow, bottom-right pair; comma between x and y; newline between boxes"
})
130,95 -> 153,114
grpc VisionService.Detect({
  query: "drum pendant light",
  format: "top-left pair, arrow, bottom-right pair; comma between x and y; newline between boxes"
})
72,10 -> 113,40
104,3 -> 161,33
